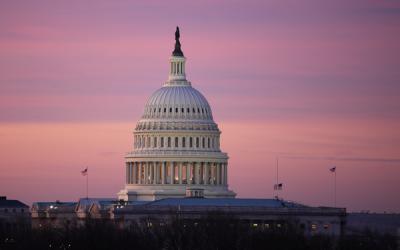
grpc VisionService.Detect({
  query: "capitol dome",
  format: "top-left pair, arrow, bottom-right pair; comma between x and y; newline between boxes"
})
142,85 -> 213,121
118,27 -> 236,201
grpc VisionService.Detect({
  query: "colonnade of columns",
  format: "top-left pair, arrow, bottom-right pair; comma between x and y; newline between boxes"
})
126,161 -> 228,186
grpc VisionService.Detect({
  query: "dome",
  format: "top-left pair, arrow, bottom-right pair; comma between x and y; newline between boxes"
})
119,27 -> 236,202
142,85 -> 213,120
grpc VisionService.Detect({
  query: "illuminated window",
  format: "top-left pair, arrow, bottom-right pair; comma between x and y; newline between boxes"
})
311,224 -> 317,231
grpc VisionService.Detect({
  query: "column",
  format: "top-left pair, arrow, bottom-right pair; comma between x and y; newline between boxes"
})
216,163 -> 220,185
133,162 -> 137,184
210,163 -> 215,185
161,162 -> 166,184
153,162 -> 157,184
138,162 -> 142,184
126,163 -> 129,184
224,163 -> 227,185
170,162 -> 174,184
186,163 -> 191,185
204,162 -> 209,185
129,162 -> 133,184
179,162 -> 182,184
144,162 -> 148,184
195,162 -> 200,185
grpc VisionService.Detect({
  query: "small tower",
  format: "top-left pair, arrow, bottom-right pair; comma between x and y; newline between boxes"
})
168,26 -> 188,83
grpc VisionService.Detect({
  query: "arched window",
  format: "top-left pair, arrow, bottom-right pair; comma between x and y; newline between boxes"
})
168,137 -> 171,147
189,137 -> 193,148
175,137 -> 179,147
182,137 -> 186,148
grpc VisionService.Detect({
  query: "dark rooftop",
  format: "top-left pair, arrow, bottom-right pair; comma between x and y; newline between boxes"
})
0,197 -> 29,208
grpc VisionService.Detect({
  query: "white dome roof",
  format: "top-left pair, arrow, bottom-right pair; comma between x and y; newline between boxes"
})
142,85 -> 213,120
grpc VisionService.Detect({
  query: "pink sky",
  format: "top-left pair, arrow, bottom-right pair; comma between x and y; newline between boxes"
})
0,0 -> 399,212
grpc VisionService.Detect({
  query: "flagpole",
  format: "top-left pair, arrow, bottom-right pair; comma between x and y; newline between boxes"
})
86,167 -> 89,200
334,170 -> 336,208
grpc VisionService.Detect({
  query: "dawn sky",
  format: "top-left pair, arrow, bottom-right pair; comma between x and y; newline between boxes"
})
1,0 -> 399,212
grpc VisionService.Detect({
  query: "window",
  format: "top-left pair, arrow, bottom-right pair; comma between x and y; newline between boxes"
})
161,137 -> 164,147
207,138 -> 210,148
168,137 -> 171,147
311,224 -> 317,231
196,137 -> 199,147
153,137 -> 157,148
175,108 -> 178,113
169,108 -> 172,113
197,108 -> 200,113
193,108 -> 195,113
182,137 -> 186,147
153,108 -> 156,113
164,108 -> 166,113
175,137 -> 179,147
202,137 -> 205,148
187,108 -> 190,113
201,108 -> 204,114
189,137 -> 193,148
147,137 -> 150,147
182,108 -> 184,113
159,108 -> 161,112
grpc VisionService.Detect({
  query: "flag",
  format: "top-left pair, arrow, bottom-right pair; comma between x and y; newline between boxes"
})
81,168 -> 88,176
330,166 -> 336,173
274,183 -> 283,190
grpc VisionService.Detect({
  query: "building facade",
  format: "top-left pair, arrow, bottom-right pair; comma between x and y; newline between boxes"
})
118,27 -> 236,201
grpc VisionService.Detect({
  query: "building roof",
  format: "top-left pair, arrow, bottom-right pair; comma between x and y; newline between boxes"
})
0,199 -> 29,208
146,198 -> 308,208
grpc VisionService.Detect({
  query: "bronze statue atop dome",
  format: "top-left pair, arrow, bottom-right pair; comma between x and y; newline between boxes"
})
172,26 -> 184,57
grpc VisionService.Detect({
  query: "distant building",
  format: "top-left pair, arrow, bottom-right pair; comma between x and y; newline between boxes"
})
0,196 -> 30,231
